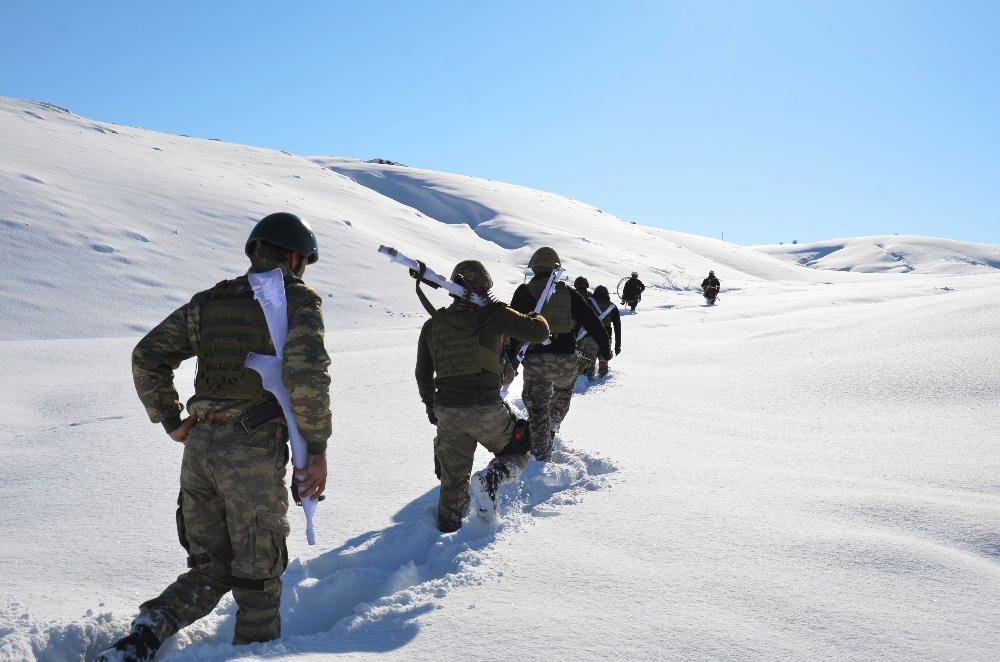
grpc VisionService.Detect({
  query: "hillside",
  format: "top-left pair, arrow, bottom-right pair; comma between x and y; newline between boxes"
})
756,235 -> 1000,274
2,97 -> 999,662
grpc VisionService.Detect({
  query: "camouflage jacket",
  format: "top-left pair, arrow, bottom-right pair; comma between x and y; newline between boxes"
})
132,260 -> 332,454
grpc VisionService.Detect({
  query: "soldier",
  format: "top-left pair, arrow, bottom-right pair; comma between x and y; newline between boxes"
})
573,276 -> 600,381
621,271 -> 645,311
96,213 -> 332,662
591,285 -> 622,378
415,260 -> 550,533
509,247 -> 612,461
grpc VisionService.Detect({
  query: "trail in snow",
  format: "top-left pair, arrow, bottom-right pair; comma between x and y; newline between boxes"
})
1,381 -> 617,662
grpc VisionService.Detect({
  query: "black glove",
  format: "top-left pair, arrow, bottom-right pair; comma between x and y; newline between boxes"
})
426,406 -> 438,426
598,347 -> 613,361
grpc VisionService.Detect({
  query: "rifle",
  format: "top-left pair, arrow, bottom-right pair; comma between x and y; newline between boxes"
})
499,267 -> 565,398
378,245 -> 487,306
244,269 -> 320,545
576,296 -> 615,341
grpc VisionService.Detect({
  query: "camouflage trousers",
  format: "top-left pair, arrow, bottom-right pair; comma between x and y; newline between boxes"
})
135,422 -> 290,646
522,353 -> 579,460
434,400 -> 529,532
577,336 -> 599,379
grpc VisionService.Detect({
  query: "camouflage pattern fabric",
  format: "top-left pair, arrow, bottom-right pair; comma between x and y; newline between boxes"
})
131,260 -> 332,453
433,400 -> 529,531
134,422 -> 290,646
521,353 -> 579,460
577,335 -> 599,379
598,357 -> 610,378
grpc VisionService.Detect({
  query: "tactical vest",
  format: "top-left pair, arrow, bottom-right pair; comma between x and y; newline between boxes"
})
527,277 -> 573,335
193,277 -> 275,401
430,306 -> 505,379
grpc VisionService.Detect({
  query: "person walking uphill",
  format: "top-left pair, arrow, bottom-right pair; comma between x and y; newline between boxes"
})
415,260 -> 550,533
510,247 -> 612,462
96,213 -> 332,662
573,276 -> 600,380
591,285 -> 622,378
621,271 -> 645,311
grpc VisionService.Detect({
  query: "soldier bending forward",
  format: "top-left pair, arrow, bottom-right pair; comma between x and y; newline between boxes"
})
415,260 -> 549,533
97,213 -> 332,662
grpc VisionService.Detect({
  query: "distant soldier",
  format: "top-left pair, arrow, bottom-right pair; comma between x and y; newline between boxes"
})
573,276 -> 600,380
96,213 -> 332,662
510,247 -> 612,461
591,285 -> 622,378
701,270 -> 721,304
415,260 -> 550,533
621,271 -> 645,311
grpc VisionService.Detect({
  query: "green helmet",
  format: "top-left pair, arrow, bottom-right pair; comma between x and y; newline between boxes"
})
529,246 -> 561,269
593,285 -> 610,300
451,260 -> 493,290
574,276 -> 589,290
245,212 -> 319,264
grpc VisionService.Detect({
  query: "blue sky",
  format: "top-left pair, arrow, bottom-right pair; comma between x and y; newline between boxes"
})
2,1 -> 998,245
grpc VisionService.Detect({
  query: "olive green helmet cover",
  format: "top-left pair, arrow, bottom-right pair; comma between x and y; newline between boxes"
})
593,285 -> 611,300
574,276 -> 589,289
451,260 -> 493,290
529,246 -> 561,269
245,212 -> 319,264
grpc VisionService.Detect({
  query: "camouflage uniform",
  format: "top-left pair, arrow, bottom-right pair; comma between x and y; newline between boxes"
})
521,353 -> 580,457
137,422 -> 289,645
577,335 -> 599,379
510,269 -> 610,461
433,401 -> 528,531
129,258 -> 331,645
415,284 -> 549,532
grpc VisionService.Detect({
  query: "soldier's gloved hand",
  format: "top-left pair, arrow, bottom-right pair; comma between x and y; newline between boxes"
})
598,347 -> 613,361
168,416 -> 196,445
293,451 -> 327,500
426,407 -> 438,426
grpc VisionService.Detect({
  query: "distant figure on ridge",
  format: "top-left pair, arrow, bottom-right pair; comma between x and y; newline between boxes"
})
509,248 -> 611,461
591,285 -> 622,378
414,260 -> 550,532
701,270 -> 721,305
621,271 -> 645,311
96,213 -> 332,662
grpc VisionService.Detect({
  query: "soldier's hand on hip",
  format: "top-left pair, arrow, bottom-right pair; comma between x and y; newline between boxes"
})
294,451 -> 327,500
169,416 -> 196,445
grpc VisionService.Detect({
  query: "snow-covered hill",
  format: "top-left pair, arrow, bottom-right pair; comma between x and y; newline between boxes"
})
755,235 -> 1000,274
2,97 -> 1000,661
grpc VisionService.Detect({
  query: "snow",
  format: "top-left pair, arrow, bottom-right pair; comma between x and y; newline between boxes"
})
1,96 -> 999,661
756,235 -> 1000,274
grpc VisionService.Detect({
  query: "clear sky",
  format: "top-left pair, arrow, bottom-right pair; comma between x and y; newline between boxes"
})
2,1 -> 998,245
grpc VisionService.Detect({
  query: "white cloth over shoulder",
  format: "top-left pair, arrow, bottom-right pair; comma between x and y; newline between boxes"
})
244,268 -> 319,545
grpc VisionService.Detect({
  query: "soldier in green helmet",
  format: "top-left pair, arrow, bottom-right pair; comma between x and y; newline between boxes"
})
415,260 -> 550,532
509,247 -> 612,461
96,212 -> 332,662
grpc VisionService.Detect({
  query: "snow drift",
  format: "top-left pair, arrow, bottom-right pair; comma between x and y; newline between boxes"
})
755,235 -> 1000,274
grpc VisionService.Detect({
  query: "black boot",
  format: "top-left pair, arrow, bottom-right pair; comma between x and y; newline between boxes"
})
532,429 -> 555,462
471,460 -> 512,520
95,624 -> 161,662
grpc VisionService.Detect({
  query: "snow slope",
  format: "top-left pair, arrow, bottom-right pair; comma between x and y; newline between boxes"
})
2,97 -> 1000,661
756,235 -> 1000,274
